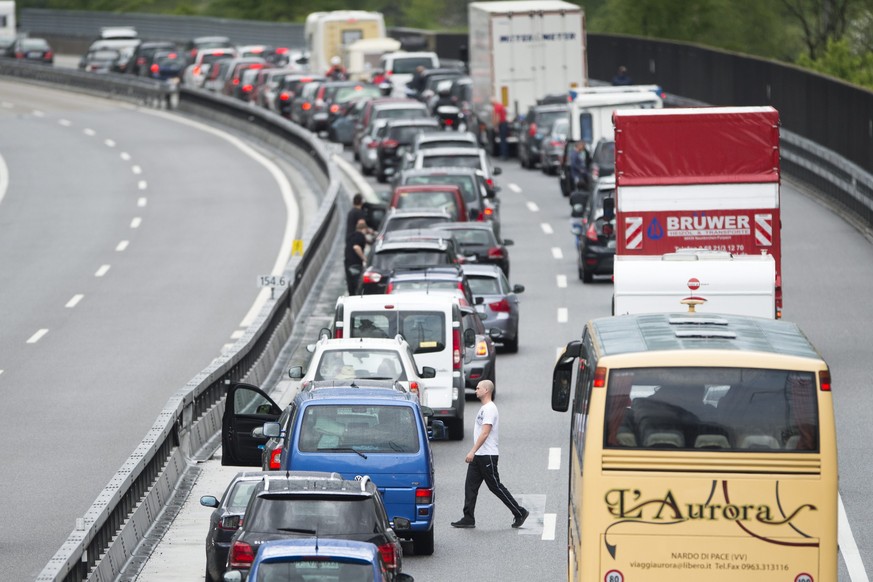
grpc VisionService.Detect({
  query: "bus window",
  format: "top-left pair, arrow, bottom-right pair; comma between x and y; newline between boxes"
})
578,112 -> 593,144
604,367 -> 819,451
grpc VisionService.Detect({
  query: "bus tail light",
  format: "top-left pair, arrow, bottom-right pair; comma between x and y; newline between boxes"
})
819,369 -> 831,391
593,367 -> 607,388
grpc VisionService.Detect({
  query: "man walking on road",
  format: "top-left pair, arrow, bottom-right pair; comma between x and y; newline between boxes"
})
451,380 -> 528,529
344,218 -> 368,295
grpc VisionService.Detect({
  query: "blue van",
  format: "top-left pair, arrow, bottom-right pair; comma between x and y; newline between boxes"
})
222,383 -> 439,556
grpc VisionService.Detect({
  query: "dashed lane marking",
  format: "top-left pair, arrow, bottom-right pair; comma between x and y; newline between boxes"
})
58,119 -> 71,127
558,308 -> 568,323
551,247 -> 563,259
231,330 -> 245,340
557,275 -> 567,288
120,152 -> 131,161
526,201 -> 540,212
116,240 -> 129,251
132,165 -> 142,175
84,128 -> 95,136
508,183 -> 521,193
542,514 -> 557,541
32,110 -> 45,117
137,197 -> 147,207
95,265 -> 110,277
548,447 -> 561,470
27,329 -> 49,344
138,180 -> 147,190
105,139 -> 116,147
130,217 -> 142,228
541,222 -> 553,234
65,294 -> 84,308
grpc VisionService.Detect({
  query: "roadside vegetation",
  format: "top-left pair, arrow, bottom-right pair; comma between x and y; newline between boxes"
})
18,0 -> 873,89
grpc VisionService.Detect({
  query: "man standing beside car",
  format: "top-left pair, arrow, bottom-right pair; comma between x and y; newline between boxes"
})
451,380 -> 528,529
344,219 -> 368,295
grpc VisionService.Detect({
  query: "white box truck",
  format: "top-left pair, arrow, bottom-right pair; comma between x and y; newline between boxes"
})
468,0 -> 586,154
613,250 -> 776,319
0,1 -> 15,37
304,11 -> 386,77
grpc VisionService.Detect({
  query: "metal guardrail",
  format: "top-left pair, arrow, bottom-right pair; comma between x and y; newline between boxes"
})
0,64 -> 344,581
3,33 -> 873,582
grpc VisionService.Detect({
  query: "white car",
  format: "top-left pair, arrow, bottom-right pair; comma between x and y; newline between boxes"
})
182,46 -> 236,87
287,336 -> 436,405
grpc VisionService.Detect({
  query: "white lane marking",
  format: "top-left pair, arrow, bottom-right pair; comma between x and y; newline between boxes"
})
59,119 -> 71,127
552,247 -> 563,259
130,217 -> 142,229
27,329 -> 49,344
557,274 -> 567,288
84,128 -> 96,136
526,201 -> 540,212
120,152 -> 131,161
0,152 -> 8,207
556,346 -> 564,361
140,109 -> 299,330
131,165 -> 142,175
95,264 -> 111,277
0,370 -> 3,376
508,183 -> 521,193
542,514 -> 557,541
548,447 -> 561,470
557,308 -> 568,323
138,180 -> 147,190
105,139 -> 116,147
541,222 -> 553,234
32,110 -> 45,117
839,493 -> 870,582
230,330 -> 245,340
116,240 -> 129,252
137,197 -> 147,207
65,294 -> 84,308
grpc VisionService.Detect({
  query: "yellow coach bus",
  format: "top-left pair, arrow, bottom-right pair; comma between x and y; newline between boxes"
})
551,311 -> 837,582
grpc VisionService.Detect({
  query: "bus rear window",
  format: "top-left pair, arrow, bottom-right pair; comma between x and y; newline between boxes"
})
603,367 -> 819,452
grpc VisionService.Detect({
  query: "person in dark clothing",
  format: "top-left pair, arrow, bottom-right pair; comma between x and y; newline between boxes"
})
345,218 -> 368,295
612,65 -> 633,86
347,193 -> 367,238
407,65 -> 427,95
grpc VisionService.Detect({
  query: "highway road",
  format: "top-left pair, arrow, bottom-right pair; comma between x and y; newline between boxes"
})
137,142 -> 872,581
2,77 -> 870,581
0,79 -> 312,581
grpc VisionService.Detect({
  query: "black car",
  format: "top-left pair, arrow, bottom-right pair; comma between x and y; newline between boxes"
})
200,471 -> 272,582
375,119 -> 440,183
361,228 -> 461,294
225,472 -> 406,581
184,35 -> 235,64
436,221 -> 513,276
79,48 -> 122,74
576,187 -> 616,283
518,103 -> 568,169
129,40 -> 177,76
10,37 -> 53,65
274,74 -> 324,119
144,49 -> 186,81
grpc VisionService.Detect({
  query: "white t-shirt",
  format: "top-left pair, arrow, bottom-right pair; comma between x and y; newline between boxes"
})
473,401 -> 499,456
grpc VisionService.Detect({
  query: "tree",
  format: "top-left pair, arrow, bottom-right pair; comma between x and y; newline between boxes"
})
781,0 -> 855,60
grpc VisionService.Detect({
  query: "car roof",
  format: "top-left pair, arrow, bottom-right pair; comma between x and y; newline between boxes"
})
401,166 -> 482,177
316,337 -> 407,349
253,472 -> 376,495
306,379 -> 407,392
385,119 -> 440,127
439,222 -> 496,233
386,208 -> 454,218
393,184 -> 461,193
418,147 -> 482,156
532,103 -> 570,113
300,386 -> 419,404
256,538 -> 381,562
461,263 -> 505,277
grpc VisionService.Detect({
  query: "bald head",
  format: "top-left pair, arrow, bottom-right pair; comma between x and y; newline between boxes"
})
476,380 -> 494,400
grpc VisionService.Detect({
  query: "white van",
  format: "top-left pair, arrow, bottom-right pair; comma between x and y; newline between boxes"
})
613,250 -> 776,319
344,37 -> 401,81
569,86 -> 663,144
378,51 -> 440,97
333,293 -> 467,440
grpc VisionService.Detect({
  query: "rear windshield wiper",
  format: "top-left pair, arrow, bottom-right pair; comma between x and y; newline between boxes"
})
275,527 -> 317,535
320,447 -> 368,459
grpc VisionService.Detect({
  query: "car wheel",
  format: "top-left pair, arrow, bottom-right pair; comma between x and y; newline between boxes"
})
503,334 -> 518,354
205,565 -> 218,582
376,170 -> 387,183
582,264 -> 593,284
354,148 -> 360,161
412,528 -> 435,556
361,164 -> 373,176
448,418 -> 465,441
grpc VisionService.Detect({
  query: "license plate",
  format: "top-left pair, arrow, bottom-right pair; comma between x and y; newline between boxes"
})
28,52 -> 42,58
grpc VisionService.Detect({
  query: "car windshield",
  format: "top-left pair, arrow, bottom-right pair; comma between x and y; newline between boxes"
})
375,108 -> 427,120
421,155 -> 481,170
299,405 -> 420,453
255,560 -> 374,582
372,249 -> 450,269
394,190 -> 460,219
392,57 -> 434,74
383,216 -> 451,232
155,53 -> 184,66
88,49 -> 120,61
388,126 -> 433,143
391,280 -> 460,295
594,141 -> 616,166
603,367 -> 819,452
21,39 -> 50,51
405,175 -> 478,204
248,496 -> 382,535
350,310 -> 446,353
551,118 -> 570,138
537,109 -> 568,130
228,481 -> 260,512
314,349 -> 406,381
335,85 -> 382,103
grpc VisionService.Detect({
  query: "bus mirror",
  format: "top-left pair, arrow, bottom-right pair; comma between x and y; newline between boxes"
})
562,340 -> 583,359
552,360 -> 573,412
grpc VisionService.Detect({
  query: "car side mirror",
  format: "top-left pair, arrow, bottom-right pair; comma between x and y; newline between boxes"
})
492,167 -> 502,175
512,284 -> 525,294
428,419 -> 448,441
263,422 -> 281,438
503,238 -> 514,246
288,366 -> 304,379
199,495 -> 219,508
317,327 -> 332,340
463,327 -> 476,347
420,366 -> 436,379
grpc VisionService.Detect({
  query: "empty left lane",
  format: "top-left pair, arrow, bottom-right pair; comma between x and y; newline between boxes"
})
0,79 -> 301,580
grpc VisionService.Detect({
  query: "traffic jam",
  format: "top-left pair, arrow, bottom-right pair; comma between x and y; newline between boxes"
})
64,0 -> 844,580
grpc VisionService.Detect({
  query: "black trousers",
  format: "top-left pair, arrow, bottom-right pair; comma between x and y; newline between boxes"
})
345,263 -> 362,295
462,455 -> 524,521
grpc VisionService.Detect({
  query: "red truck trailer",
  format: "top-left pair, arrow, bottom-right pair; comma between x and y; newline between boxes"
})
613,106 -> 782,317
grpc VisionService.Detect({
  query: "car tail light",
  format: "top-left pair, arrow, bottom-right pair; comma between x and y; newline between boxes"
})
489,298 -> 511,313
362,270 -> 382,284
528,123 -> 537,137
218,515 -> 242,530
452,328 -> 462,371
591,166 -> 600,179
381,139 -> 399,150
242,84 -> 253,93
150,64 -> 159,74
444,118 -> 454,126
476,339 -> 489,357
190,49 -> 198,58
276,47 -> 289,54
280,92 -> 290,101
483,207 -> 494,218
45,51 -> 53,60
193,65 -> 201,75
137,57 -> 146,66
232,78 -> 240,86
367,141 -> 381,149
386,70 -> 393,76
329,104 -> 340,113
268,447 -> 283,469
385,282 -> 394,293
15,52 -> 23,58
229,541 -> 255,567
409,381 -> 420,396
415,487 -> 433,505
334,327 -> 343,339
487,247 -> 504,259
550,140 -> 564,147
302,102 -> 312,110
586,224 -> 599,242
378,543 -> 398,570
485,178 -> 494,189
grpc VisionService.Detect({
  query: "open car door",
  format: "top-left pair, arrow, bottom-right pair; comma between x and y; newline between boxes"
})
221,383 -> 281,466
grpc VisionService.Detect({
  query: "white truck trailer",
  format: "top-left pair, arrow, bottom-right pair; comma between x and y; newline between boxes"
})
468,0 -> 586,154
0,1 -> 15,37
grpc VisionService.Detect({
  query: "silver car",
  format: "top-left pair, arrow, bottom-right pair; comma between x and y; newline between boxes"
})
462,264 -> 524,353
